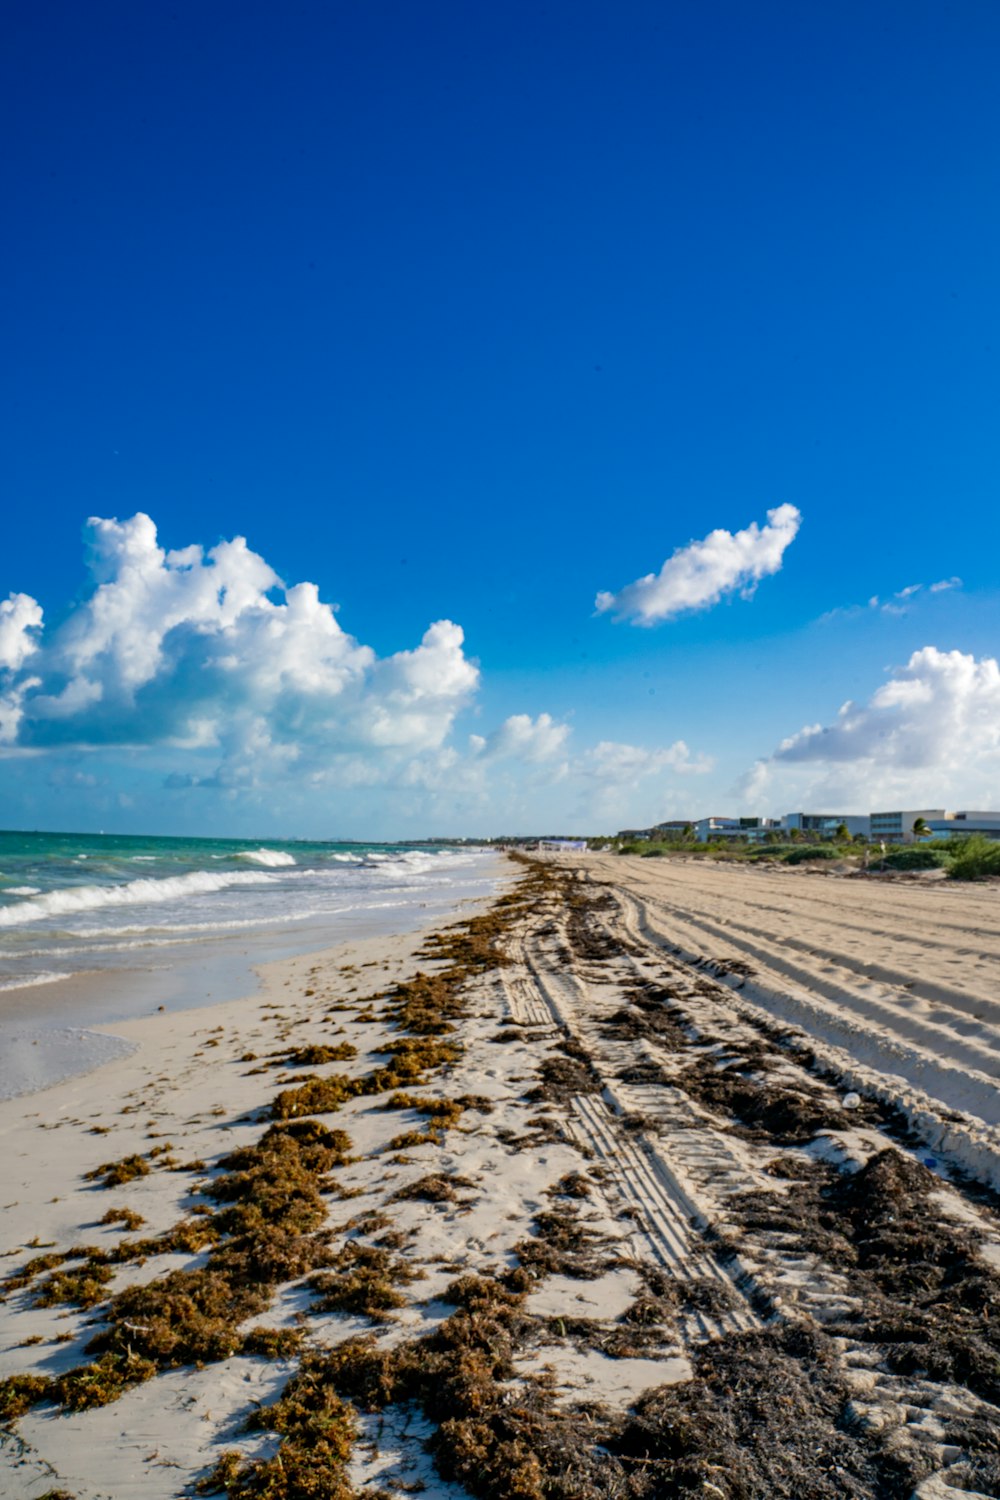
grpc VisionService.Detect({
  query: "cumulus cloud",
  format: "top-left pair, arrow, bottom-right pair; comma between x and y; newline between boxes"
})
0,512 -> 718,830
469,713 -> 570,762
0,593 -> 43,672
744,646 -> 1000,808
2,513 -> 479,781
596,504 -> 800,625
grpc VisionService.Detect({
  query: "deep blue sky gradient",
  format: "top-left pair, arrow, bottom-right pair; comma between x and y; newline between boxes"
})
2,0 -> 998,831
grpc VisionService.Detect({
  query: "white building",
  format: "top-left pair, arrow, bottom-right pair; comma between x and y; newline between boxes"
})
693,816 -> 741,841
693,816 -> 782,843
924,811 -> 1000,842
782,812 -> 870,839
869,810 -> 1000,843
869,809 -> 946,844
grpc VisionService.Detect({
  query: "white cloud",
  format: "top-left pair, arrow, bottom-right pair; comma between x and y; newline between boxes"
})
596,503 -> 800,625
745,646 -> 1000,808
471,713 -> 570,762
582,739 -> 713,781
0,513 -> 717,832
568,738 -> 713,824
0,593 -> 43,672
819,577 -> 963,623
5,513 -> 479,780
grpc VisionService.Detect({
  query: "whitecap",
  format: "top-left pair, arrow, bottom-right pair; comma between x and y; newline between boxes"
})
237,848 -> 297,868
0,868 -> 275,928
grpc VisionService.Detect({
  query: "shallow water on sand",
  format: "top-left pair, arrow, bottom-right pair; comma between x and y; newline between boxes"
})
0,830 -> 503,1099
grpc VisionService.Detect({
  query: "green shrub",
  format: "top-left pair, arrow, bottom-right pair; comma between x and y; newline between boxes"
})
780,846 -> 840,864
947,835 -> 1000,881
882,847 -> 951,871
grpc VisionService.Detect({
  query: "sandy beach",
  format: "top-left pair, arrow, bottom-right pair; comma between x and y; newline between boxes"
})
2,852 -> 1000,1499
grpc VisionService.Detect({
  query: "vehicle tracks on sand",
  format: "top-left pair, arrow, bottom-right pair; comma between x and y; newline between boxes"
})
507,863 -> 1000,1497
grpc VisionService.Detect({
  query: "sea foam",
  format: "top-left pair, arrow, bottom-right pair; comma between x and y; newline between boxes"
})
0,868 -> 275,927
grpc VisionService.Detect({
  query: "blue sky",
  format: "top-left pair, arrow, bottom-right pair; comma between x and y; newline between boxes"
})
1,1 -> 998,836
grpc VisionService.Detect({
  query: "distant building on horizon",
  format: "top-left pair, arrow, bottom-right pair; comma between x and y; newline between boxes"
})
867,810 -> 1000,843
782,811 -> 870,839
922,811 -> 1000,842
693,815 -> 781,842
613,806 -> 1000,848
870,809 -> 946,844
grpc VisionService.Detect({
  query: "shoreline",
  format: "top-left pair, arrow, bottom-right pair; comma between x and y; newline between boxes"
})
2,853 -> 1000,1499
0,854 -> 507,1102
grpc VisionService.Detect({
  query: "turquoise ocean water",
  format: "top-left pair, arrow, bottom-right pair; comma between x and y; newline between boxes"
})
0,830 -> 496,993
0,831 -> 501,1098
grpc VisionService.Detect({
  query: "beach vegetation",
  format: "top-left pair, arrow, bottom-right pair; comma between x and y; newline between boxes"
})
947,834 -> 1000,881
881,845 -> 950,870
780,844 -> 841,864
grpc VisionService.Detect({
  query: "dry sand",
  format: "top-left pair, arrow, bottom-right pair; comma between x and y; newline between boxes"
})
1,853 -> 999,1499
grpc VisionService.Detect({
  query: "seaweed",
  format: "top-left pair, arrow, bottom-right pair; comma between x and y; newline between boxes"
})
308,1242 -> 418,1320
99,1206 -> 146,1230
391,1173 -> 475,1203
196,1356 -> 360,1499
277,1041 -> 358,1068
526,1039 -> 602,1103
610,1323 -> 913,1499
83,1153 -> 150,1187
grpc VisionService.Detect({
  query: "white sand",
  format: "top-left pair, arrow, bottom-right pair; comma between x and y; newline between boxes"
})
573,851 -> 1000,1186
3,852 -> 1000,1498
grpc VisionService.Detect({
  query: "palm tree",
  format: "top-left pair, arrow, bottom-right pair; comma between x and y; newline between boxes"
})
912,817 -> 930,841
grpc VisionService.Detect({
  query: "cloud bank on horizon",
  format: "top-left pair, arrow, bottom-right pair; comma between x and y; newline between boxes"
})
742,646 -> 1000,810
1,512 -> 993,832
0,513 -> 709,828
596,502 -> 801,625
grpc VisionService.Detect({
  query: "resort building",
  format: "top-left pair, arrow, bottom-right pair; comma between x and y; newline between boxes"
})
782,812 -> 870,838
869,810 -> 1000,843
692,816 -> 782,842
692,816 -> 741,841
923,811 -> 1000,842
869,810 -> 946,844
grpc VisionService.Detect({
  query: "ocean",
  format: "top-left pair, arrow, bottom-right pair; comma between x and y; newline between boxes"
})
0,830 -> 503,1099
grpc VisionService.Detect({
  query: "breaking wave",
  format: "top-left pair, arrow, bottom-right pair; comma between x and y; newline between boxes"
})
0,869 -> 275,928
